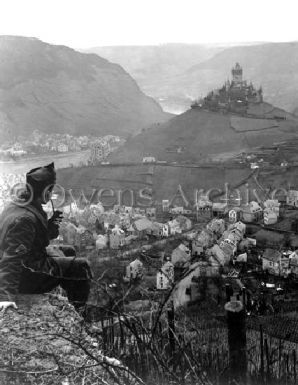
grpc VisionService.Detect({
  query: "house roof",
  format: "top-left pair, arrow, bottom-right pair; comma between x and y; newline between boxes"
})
212,202 -> 227,211
242,201 -> 262,213
134,217 -> 153,231
175,215 -> 191,225
111,225 -> 124,235
262,249 -> 282,263
290,256 -> 298,267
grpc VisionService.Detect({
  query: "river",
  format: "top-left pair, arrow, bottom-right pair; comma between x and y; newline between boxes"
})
0,150 -> 90,174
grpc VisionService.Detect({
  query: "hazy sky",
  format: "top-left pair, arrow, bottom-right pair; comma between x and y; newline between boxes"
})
0,0 -> 297,48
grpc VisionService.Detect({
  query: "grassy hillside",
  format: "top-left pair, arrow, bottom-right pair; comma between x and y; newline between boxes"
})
109,107 -> 298,164
57,164 -> 255,208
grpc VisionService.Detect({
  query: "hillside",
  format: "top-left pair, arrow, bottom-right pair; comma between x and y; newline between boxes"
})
57,161 -> 298,209
87,42 -> 298,114
109,105 -> 298,164
57,164 -> 254,208
0,36 -> 170,141
84,43 -> 225,113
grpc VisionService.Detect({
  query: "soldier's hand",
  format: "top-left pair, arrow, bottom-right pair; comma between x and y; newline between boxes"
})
0,302 -> 17,314
51,210 -> 63,223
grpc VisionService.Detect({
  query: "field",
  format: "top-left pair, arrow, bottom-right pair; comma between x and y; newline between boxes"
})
57,163 -> 255,208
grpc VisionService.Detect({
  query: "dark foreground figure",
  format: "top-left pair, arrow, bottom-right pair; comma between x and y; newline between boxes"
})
0,162 -> 92,312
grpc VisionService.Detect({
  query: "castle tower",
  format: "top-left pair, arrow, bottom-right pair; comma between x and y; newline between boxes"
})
231,63 -> 243,84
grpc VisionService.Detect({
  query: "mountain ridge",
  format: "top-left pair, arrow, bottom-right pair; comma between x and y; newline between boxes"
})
0,36 -> 170,141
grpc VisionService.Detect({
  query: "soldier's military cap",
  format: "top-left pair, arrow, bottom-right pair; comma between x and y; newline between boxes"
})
26,162 -> 56,187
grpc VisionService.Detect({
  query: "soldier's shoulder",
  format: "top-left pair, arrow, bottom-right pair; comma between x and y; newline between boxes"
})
1,203 -> 37,225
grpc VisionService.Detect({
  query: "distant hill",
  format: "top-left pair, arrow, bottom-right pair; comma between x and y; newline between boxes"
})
84,44 -> 225,113
0,36 -> 170,141
109,104 -> 298,163
86,42 -> 298,114
175,42 -> 298,113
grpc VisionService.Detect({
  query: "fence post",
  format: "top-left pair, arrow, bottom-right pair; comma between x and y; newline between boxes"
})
225,299 -> 247,384
264,338 -> 270,382
167,300 -> 175,364
260,324 -> 264,383
293,350 -> 296,384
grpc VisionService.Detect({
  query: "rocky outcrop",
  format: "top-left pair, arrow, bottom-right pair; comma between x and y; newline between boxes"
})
0,293 -> 137,385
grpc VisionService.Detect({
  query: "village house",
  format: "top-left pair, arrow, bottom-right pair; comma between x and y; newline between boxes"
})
90,140 -> 110,165
171,243 -> 191,266
196,197 -> 212,218
78,229 -> 95,251
212,202 -> 228,218
194,229 -> 215,250
169,206 -> 185,215
167,218 -> 182,235
95,234 -> 108,251
109,225 -> 125,249
192,240 -> 204,256
263,199 -> 280,226
162,200 -> 170,212
228,207 -> 242,223
156,261 -> 174,290
150,222 -> 163,237
142,156 -> 156,163
196,196 -> 212,209
113,205 -> 121,213
241,201 -> 263,223
207,218 -> 225,237
162,223 -> 170,237
264,200 -> 280,215
262,249 -> 290,276
287,190 -> 298,207
235,252 -> 248,263
57,143 -> 69,153
289,252 -> 298,277
207,244 -> 229,266
264,208 -> 278,225
183,209 -> 193,215
124,234 -> 138,246
130,217 -> 153,238
219,238 -> 237,259
122,206 -> 131,214
125,259 -> 144,281
175,215 -> 192,231
146,207 -> 157,219
222,222 -> 246,247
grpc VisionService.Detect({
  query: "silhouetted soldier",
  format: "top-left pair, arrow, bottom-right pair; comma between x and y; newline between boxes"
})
0,163 -> 92,313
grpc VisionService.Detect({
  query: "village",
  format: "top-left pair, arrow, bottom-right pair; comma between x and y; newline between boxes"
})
0,129 -> 124,163
28,182 -> 298,318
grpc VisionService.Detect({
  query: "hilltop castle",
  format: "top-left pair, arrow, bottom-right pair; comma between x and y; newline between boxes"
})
192,63 -> 263,113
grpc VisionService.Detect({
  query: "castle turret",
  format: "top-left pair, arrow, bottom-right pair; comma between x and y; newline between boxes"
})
231,63 -> 243,84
